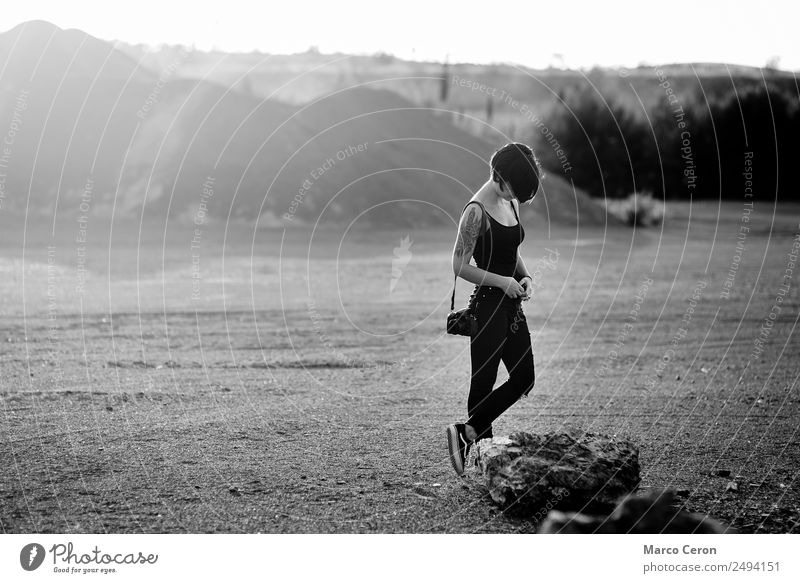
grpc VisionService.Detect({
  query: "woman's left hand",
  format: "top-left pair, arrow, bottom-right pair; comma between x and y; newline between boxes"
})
520,276 -> 533,301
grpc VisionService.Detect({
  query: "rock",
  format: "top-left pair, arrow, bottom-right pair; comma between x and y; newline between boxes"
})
470,429 -> 640,517
538,489 -> 730,533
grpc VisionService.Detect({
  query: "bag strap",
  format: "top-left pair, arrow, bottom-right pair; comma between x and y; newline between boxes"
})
451,200 -> 488,311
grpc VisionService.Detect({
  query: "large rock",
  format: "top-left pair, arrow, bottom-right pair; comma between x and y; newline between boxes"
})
538,489 -> 729,533
470,430 -> 640,517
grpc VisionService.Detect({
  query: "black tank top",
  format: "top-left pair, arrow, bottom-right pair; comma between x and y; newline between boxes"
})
464,199 -> 525,278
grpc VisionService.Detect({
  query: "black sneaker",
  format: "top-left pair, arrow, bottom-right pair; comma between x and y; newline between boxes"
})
446,423 -> 472,476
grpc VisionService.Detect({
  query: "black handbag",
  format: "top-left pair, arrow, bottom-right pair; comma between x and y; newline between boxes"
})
446,289 -> 478,336
446,200 -> 488,337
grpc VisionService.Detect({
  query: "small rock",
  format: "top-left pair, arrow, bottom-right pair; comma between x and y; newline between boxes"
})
229,487 -> 241,496
726,481 -> 739,493
431,483 -> 441,488
539,489 -> 729,534
700,366 -> 709,373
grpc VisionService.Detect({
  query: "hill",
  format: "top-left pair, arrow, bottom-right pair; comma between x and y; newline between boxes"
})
0,21 -> 609,231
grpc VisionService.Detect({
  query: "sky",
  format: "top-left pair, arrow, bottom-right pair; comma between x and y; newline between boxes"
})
3,0 -> 799,70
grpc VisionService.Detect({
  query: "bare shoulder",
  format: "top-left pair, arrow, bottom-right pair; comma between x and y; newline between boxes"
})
459,199 -> 485,232
462,199 -> 484,219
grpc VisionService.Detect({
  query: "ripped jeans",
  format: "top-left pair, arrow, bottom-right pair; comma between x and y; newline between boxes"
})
466,286 -> 535,441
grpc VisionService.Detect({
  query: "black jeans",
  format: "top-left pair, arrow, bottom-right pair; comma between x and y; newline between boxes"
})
466,287 -> 535,441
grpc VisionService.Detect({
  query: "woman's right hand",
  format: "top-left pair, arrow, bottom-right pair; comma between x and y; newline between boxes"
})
502,276 -> 525,299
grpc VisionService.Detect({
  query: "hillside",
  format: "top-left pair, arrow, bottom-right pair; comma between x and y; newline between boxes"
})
114,43 -> 799,127
0,20 -> 609,230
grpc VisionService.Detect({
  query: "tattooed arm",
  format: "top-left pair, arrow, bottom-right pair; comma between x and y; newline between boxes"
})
452,203 -> 522,295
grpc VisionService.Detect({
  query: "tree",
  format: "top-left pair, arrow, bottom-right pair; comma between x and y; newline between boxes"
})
440,59 -> 450,103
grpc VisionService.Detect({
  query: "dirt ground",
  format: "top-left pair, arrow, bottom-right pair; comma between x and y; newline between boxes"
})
1,202 -> 799,533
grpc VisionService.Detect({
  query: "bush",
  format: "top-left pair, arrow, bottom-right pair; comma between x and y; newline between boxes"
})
538,77 -> 800,202
537,83 -> 656,199
692,82 -> 800,201
604,191 -> 664,227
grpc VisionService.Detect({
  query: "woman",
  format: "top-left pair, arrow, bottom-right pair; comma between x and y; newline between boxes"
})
446,142 -> 540,476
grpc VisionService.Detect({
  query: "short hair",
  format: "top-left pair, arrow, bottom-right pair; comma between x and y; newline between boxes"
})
490,142 -> 541,203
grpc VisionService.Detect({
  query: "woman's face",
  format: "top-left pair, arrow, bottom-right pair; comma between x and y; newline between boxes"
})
498,180 -> 536,205
518,188 -> 537,205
